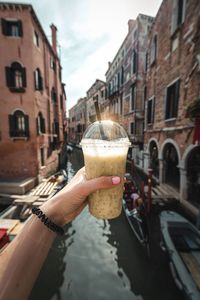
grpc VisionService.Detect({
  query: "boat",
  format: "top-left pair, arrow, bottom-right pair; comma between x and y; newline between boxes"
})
123,174 -> 150,255
160,210 -> 200,300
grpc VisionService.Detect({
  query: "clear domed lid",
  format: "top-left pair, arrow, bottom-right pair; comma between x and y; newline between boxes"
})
80,120 -> 131,146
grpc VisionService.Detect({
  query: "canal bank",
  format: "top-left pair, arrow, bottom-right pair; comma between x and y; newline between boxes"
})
30,148 -> 182,300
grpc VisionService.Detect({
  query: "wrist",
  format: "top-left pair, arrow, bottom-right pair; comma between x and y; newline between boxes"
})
40,197 -> 65,227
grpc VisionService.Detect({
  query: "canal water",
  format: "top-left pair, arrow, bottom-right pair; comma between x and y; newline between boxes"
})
30,149 -> 182,300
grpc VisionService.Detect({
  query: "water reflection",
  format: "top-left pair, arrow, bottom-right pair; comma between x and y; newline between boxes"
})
108,215 -> 182,300
30,148 -> 182,300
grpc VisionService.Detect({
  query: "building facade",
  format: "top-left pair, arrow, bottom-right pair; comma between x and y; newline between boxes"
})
105,15 -> 154,148
86,79 -> 106,125
68,97 -> 87,144
144,0 -> 200,214
0,2 -> 66,184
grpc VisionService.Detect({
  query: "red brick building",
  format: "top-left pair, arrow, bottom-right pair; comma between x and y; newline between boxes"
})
0,2 -> 66,190
105,15 -> 153,149
144,0 -> 200,214
68,97 -> 87,144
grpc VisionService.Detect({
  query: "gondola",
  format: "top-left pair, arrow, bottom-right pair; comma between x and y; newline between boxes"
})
123,174 -> 150,255
160,210 -> 200,300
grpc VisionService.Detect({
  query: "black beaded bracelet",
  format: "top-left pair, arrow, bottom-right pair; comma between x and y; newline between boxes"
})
32,207 -> 64,236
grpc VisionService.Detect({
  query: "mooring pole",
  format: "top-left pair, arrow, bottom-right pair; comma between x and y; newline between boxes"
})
147,168 -> 153,213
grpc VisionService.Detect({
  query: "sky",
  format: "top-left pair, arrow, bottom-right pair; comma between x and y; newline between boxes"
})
5,0 -> 162,111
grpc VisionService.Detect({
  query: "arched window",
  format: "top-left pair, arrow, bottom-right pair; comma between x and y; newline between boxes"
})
5,62 -> 26,90
34,68 -> 43,91
36,112 -> 45,135
9,110 -> 29,138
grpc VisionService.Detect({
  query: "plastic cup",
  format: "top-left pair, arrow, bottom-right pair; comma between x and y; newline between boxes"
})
80,120 -> 131,219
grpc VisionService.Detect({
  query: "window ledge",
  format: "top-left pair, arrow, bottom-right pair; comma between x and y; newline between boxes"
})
6,36 -> 21,39
9,87 -> 25,93
165,117 -> 176,122
11,137 -> 28,141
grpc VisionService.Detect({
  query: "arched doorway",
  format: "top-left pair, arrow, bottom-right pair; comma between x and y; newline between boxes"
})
149,141 -> 159,178
163,143 -> 180,189
186,146 -> 200,208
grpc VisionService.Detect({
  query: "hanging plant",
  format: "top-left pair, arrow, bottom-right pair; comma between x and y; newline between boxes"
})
186,97 -> 200,119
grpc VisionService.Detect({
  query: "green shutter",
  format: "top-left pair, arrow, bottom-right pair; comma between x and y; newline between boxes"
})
22,68 -> 27,88
39,76 -> 43,90
18,20 -> 23,37
36,118 -> 39,135
2,19 -> 8,35
41,117 -> 45,133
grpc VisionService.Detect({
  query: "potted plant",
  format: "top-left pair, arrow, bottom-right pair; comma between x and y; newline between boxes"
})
186,97 -> 200,119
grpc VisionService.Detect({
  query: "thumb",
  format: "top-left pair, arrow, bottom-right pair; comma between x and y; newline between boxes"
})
82,176 -> 121,196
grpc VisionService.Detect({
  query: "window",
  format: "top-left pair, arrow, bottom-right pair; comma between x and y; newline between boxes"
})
50,57 -> 56,71
33,31 -> 40,47
40,148 -> 45,166
121,66 -> 124,85
130,122 -> 135,135
150,35 -> 157,65
108,82 -> 112,96
143,86 -> 147,110
101,90 -> 104,98
60,95 -> 63,109
51,87 -> 57,103
165,79 -> 180,120
9,110 -> 29,138
145,51 -> 148,72
34,69 -> 43,91
52,120 -> 60,139
147,97 -> 155,124
36,112 -> 45,135
15,70 -> 23,88
130,84 -> 136,111
117,73 -> 120,89
171,0 -> 186,34
132,49 -> 137,74
5,62 -> 26,91
2,19 -> 23,37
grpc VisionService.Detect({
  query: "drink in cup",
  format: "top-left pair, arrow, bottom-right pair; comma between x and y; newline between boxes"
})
80,120 -> 130,219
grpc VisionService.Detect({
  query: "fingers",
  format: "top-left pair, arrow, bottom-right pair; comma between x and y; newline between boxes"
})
81,176 -> 121,196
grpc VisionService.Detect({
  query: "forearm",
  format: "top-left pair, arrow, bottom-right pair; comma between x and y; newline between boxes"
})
0,214 -> 56,300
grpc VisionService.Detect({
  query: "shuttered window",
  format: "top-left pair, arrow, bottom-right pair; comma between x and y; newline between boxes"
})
51,87 -> 57,103
147,97 -> 155,124
34,69 -> 43,91
171,0 -> 186,35
5,62 -> 26,91
132,49 -> 137,74
9,110 -> 29,138
150,35 -> 157,65
2,19 -> 23,37
130,84 -> 136,111
165,79 -> 180,120
36,113 -> 45,135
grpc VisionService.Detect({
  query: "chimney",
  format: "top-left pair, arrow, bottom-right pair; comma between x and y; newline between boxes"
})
50,24 -> 57,54
128,19 -> 135,32
108,61 -> 111,69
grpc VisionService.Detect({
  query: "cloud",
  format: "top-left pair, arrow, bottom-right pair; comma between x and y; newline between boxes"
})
4,0 -> 162,110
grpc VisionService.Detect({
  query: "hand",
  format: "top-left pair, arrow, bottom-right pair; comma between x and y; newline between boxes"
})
41,167 -> 121,226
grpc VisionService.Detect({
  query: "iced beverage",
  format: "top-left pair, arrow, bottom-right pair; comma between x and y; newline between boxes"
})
81,120 -> 130,219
